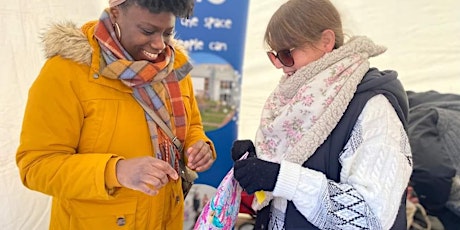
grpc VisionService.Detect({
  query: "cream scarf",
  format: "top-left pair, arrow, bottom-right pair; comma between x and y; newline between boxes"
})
253,36 -> 386,210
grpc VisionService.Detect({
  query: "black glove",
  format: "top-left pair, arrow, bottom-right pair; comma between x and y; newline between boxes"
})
233,157 -> 280,194
231,140 -> 256,161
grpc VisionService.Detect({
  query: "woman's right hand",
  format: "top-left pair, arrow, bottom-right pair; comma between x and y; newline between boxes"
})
116,156 -> 179,196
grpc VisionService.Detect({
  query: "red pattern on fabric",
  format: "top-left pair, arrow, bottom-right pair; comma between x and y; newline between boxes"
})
94,11 -> 187,170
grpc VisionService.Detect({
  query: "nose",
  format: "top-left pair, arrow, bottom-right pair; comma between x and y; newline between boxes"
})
150,34 -> 166,51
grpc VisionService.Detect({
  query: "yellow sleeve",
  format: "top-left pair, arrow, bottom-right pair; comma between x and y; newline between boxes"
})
104,157 -> 124,189
16,57 -> 119,199
179,74 -> 217,160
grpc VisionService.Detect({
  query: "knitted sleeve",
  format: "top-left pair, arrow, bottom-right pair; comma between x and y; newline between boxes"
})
273,95 -> 413,229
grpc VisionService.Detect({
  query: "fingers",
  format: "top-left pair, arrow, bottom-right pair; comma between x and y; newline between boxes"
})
144,160 -> 179,188
186,141 -> 214,171
155,161 -> 179,180
115,157 -> 179,196
189,152 -> 214,171
231,140 -> 256,161
233,158 -> 279,193
233,160 -> 247,182
232,140 -> 255,153
144,162 -> 179,185
194,156 -> 214,172
144,169 -> 171,188
233,162 -> 252,192
186,140 -> 207,163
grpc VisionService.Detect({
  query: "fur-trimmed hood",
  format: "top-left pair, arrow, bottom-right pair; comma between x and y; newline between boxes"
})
19,22 -> 214,230
40,21 -> 188,66
41,21 -> 93,65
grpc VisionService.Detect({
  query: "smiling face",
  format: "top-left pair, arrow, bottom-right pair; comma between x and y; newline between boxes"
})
110,4 -> 175,62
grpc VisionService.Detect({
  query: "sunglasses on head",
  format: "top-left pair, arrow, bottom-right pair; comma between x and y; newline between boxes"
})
266,48 -> 295,67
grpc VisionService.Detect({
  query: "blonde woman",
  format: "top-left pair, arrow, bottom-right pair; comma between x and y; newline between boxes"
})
231,0 -> 412,229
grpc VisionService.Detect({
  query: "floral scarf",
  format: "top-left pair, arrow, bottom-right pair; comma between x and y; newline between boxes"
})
253,36 -> 386,210
94,9 -> 187,172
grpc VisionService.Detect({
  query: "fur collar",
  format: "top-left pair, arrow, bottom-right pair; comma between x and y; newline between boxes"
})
41,21 -> 93,65
40,21 -> 187,66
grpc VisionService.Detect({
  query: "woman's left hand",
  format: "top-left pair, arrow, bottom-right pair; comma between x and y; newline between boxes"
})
186,140 -> 214,172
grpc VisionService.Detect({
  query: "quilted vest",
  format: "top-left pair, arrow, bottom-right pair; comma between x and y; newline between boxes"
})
255,68 -> 409,229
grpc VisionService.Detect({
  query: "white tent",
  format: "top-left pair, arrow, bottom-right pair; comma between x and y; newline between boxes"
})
1,0 -> 459,229
239,0 -> 460,139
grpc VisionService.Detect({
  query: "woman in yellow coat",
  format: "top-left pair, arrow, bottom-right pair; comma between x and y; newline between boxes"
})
16,0 -> 216,229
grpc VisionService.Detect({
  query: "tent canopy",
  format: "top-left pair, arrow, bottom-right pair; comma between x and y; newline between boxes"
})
1,1 -> 459,229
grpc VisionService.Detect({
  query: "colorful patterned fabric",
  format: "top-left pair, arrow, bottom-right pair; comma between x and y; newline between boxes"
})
194,153 -> 249,229
94,9 -> 186,171
194,168 -> 242,230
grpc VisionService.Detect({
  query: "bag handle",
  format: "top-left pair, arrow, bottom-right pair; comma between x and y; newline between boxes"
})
134,97 -> 184,153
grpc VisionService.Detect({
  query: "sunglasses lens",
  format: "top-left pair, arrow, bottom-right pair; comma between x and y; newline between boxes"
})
278,50 -> 294,67
267,52 -> 277,65
266,49 -> 294,67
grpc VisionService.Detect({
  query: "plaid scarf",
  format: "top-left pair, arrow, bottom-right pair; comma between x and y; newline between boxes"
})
94,9 -> 186,172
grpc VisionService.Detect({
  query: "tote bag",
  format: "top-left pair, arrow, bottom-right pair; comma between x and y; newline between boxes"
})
193,153 -> 248,229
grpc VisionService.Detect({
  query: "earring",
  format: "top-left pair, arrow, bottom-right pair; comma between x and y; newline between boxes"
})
114,22 -> 121,40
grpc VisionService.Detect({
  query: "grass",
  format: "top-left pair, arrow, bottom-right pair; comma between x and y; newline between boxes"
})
199,99 -> 234,131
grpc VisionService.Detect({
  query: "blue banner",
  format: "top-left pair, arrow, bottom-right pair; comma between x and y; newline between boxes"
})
175,0 -> 250,188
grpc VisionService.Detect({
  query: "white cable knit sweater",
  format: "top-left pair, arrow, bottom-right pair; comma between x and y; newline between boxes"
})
271,95 -> 412,229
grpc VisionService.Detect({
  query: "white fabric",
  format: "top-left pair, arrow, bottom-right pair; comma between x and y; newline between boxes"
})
0,1 -> 105,230
272,95 -> 412,229
239,0 -> 460,140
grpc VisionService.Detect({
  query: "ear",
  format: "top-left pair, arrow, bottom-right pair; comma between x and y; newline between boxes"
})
109,7 -> 120,22
320,29 -> 336,52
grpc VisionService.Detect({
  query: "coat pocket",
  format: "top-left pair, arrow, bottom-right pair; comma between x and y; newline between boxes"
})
68,198 -> 137,230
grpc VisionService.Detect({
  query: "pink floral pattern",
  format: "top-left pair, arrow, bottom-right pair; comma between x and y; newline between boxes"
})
251,36 -> 386,210
193,153 -> 249,229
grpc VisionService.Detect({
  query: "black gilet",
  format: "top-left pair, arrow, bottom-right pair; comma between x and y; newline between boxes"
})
254,68 -> 409,230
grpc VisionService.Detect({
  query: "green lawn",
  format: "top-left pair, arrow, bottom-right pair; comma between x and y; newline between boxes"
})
199,100 -> 234,131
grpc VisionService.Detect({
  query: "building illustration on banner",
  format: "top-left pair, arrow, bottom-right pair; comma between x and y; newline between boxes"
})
175,0 -> 249,183
176,3 -> 240,132
189,52 -> 239,131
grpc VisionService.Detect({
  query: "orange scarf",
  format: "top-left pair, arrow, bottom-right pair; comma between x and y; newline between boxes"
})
94,9 -> 186,171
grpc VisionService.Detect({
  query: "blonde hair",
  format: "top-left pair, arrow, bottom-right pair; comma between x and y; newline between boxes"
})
264,0 -> 343,51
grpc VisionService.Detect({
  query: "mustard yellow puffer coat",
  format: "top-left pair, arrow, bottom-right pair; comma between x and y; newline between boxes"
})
16,21 -> 215,230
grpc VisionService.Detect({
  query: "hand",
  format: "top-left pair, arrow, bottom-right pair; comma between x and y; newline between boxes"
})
231,140 -> 256,162
186,140 -> 214,172
233,158 -> 280,194
116,156 -> 178,196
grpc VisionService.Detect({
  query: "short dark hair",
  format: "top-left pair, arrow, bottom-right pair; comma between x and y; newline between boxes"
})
120,0 -> 194,18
